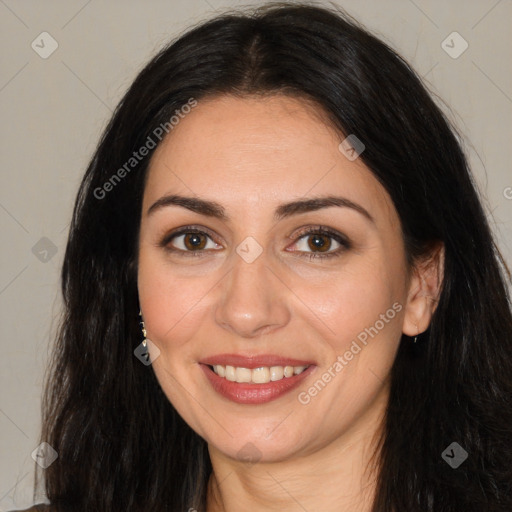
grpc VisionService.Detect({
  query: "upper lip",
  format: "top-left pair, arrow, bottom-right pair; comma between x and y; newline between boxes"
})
200,353 -> 315,369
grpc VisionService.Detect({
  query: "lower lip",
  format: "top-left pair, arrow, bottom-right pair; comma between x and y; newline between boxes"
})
200,364 -> 315,404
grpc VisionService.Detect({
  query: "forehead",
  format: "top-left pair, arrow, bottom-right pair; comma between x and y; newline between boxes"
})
143,94 -> 396,226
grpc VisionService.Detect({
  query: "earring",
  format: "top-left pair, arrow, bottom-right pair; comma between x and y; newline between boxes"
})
413,324 -> 419,343
139,309 -> 147,348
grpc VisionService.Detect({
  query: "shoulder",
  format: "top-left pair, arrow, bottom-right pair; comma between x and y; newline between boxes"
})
7,506 -> 51,512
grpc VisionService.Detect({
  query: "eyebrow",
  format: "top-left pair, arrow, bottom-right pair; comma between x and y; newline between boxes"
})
146,194 -> 375,224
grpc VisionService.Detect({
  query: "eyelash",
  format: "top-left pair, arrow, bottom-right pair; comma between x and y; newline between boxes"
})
159,225 -> 350,260
288,226 -> 350,260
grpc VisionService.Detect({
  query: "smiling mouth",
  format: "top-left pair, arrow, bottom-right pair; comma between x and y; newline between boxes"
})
208,364 -> 310,384
200,362 -> 316,404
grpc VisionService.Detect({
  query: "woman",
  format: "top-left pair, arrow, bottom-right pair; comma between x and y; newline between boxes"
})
15,2 -> 512,511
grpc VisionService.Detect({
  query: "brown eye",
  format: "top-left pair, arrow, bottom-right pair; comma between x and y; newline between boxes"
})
183,233 -> 207,250
306,234 -> 332,252
162,228 -> 222,255
295,232 -> 341,254
289,226 -> 350,260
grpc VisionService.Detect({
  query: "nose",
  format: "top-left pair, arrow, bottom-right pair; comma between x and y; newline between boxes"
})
214,250 -> 291,338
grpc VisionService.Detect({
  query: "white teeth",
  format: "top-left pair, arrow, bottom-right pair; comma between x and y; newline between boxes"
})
270,366 -> 284,381
252,367 -> 270,383
211,364 -> 309,383
225,365 -> 236,381
235,367 -> 252,383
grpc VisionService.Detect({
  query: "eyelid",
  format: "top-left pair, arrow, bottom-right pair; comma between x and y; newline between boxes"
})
289,224 -> 350,244
287,225 -> 351,259
158,225 -> 223,254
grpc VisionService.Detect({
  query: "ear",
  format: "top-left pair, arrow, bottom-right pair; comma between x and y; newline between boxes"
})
402,242 -> 445,337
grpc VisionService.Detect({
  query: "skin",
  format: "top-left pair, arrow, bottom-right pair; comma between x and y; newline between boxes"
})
137,94 -> 443,511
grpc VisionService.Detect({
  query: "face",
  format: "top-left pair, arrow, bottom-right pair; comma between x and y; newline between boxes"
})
137,94 -> 414,464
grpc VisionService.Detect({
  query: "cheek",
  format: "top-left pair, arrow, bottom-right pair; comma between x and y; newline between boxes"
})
301,256 -> 401,344
299,258 -> 405,411
295,265 -> 403,417
137,248 -> 215,350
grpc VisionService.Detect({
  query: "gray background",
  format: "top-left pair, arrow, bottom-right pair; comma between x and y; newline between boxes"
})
1,0 -> 511,509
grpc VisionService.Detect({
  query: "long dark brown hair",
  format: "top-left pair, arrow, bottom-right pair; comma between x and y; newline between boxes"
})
34,2 -> 512,511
